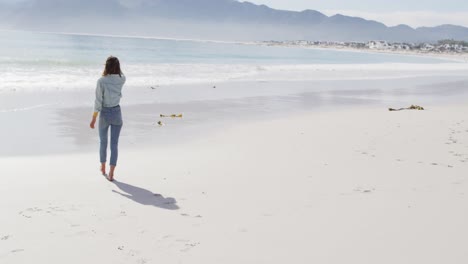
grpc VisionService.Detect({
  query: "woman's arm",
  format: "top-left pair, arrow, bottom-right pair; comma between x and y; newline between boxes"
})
90,80 -> 103,129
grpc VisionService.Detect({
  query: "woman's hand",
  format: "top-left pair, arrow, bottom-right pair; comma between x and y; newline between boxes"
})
90,117 -> 97,129
90,112 -> 98,129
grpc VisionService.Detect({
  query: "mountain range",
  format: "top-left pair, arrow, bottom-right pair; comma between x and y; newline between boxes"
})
1,0 -> 467,43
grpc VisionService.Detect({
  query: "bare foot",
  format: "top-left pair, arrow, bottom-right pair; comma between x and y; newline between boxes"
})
100,163 -> 106,176
108,165 -> 116,181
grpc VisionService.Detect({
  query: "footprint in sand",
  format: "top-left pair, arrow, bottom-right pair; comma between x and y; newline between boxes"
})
137,258 -> 149,264
18,205 -> 73,219
181,213 -> 203,218
115,245 -> 143,260
354,187 -> 375,194
180,242 -> 201,253
18,212 -> 32,218
19,207 -> 42,218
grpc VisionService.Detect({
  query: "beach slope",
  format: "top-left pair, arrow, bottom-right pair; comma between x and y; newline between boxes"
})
1,104 -> 467,263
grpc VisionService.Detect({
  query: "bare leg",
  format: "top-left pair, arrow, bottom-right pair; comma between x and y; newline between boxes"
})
101,163 -> 106,176
108,165 -> 116,181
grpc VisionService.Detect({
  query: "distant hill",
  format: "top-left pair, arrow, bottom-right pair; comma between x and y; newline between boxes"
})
1,0 -> 467,43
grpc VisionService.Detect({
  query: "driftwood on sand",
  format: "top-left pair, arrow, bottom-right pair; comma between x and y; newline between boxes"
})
389,105 -> 425,111
160,114 -> 183,118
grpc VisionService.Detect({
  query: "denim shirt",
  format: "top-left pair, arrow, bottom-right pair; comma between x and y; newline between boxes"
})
94,74 -> 126,112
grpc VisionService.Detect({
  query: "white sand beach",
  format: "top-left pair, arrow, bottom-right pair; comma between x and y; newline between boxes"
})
1,63 -> 468,263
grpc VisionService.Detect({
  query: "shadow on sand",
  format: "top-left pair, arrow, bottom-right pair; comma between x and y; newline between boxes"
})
112,181 -> 179,210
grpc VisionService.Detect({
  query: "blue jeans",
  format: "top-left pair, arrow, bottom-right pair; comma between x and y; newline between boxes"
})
99,106 -> 123,166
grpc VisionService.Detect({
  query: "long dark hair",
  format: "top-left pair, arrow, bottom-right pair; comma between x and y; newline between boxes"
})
103,56 -> 123,77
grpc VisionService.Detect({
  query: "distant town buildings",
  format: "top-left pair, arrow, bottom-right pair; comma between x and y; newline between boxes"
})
260,40 -> 468,54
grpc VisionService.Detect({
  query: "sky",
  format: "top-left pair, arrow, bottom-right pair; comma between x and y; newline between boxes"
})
247,0 -> 468,27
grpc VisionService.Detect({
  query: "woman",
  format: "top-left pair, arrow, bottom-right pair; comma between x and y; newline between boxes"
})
90,56 -> 126,182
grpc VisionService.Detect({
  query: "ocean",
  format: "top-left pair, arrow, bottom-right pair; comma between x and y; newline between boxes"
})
0,30 -> 454,93
1,30 -> 468,157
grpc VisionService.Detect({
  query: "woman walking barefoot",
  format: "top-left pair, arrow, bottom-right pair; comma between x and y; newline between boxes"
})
90,56 -> 126,181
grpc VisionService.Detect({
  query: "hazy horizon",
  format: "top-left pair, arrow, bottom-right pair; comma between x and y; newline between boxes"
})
1,0 -> 467,43
1,0 -> 467,28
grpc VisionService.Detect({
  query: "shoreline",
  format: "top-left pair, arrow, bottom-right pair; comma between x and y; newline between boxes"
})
1,63 -> 468,94
1,74 -> 468,158
253,42 -> 468,63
